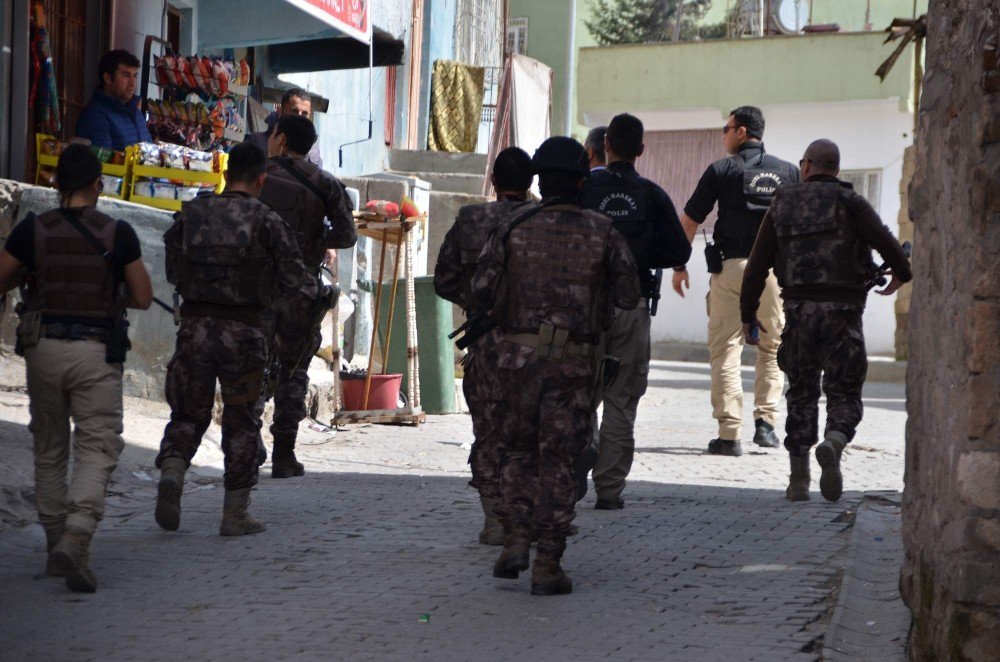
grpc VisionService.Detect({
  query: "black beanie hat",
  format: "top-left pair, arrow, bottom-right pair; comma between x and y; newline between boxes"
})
55,144 -> 103,192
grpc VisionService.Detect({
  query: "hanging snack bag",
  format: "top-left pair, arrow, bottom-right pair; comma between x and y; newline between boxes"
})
239,59 -> 251,86
181,57 -> 198,88
154,56 -> 170,87
213,59 -> 230,96
195,57 -> 213,93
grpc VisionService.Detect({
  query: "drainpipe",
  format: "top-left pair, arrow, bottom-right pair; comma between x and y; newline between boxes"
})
564,0 -> 576,136
339,24 -> 375,168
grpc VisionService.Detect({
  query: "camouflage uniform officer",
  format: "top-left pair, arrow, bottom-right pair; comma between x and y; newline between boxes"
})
256,114 -> 357,478
473,137 -> 640,595
0,145 -> 153,592
741,139 -> 912,502
155,143 -> 313,535
434,147 -> 533,546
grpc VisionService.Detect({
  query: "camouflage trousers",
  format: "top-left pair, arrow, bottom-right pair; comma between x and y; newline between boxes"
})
496,359 -> 597,536
777,300 -> 867,456
157,316 -> 267,490
462,344 -> 503,500
270,320 -> 322,447
254,316 -> 323,450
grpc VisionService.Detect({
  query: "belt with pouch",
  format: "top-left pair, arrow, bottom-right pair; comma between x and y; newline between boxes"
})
506,322 -> 597,361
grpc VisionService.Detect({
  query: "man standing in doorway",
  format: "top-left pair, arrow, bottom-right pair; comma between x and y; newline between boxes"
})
672,106 -> 799,457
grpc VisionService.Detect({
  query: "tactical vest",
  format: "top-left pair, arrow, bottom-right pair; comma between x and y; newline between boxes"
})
579,169 -> 651,269
501,207 -> 610,343
25,208 -> 120,319
269,158 -> 332,268
177,194 -> 276,308
716,150 -> 795,250
772,182 -> 875,290
457,199 -> 530,310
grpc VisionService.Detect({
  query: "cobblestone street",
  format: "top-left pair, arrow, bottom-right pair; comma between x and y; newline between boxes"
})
0,360 -> 908,660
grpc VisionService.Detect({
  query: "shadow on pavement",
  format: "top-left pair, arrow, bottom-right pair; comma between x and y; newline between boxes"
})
0,454 -> 865,661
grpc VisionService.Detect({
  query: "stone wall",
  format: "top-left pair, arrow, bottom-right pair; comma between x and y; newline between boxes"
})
899,2 -> 1000,659
895,146 -> 916,360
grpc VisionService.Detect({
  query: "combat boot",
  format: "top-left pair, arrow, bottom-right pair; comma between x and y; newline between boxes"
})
492,525 -> 531,579
530,534 -> 573,596
155,457 -> 187,531
219,488 -> 267,536
753,419 -> 781,449
271,438 -> 305,479
786,453 -> 811,501
816,431 -> 848,502
43,524 -> 65,577
48,527 -> 97,593
478,496 -> 505,546
707,438 -> 743,457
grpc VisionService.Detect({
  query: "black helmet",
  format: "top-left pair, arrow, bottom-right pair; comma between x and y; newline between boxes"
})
531,137 -> 588,176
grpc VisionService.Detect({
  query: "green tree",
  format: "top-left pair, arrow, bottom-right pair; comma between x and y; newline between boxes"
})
585,0 -> 722,45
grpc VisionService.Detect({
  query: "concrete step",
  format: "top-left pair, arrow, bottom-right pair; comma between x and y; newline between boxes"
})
388,149 -> 487,176
386,170 -> 485,196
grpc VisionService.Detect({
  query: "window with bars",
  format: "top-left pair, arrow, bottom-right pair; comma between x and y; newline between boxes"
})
507,18 -> 528,56
840,169 -> 882,213
455,0 -> 503,68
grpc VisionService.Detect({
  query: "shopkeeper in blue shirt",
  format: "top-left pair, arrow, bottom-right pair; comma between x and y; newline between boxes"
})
76,50 -> 152,151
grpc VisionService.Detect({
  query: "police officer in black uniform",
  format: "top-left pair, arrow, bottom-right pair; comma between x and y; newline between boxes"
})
672,106 -> 799,457
579,113 -> 691,509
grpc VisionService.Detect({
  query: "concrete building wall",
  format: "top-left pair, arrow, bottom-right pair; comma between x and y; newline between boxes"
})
110,0 -> 174,55
508,0 -> 575,136
899,0 -> 1000,656
578,32 -> 916,121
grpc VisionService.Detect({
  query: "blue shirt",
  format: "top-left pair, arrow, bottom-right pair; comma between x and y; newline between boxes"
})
75,89 -> 152,151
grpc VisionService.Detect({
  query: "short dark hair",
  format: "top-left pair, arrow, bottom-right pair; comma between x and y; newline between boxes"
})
606,114 -> 644,160
585,126 -> 608,164
729,106 -> 765,139
492,147 -> 532,191
98,49 -> 140,87
538,170 -> 582,200
55,144 -> 103,193
275,114 -> 318,155
281,88 -> 311,107
227,142 -> 267,184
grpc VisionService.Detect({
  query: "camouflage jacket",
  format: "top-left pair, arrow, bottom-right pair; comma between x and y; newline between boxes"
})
472,201 -> 641,369
740,175 -> 913,322
165,191 -> 315,316
433,195 -> 532,313
266,156 -> 357,267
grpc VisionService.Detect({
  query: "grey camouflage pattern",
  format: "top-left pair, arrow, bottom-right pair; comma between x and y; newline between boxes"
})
434,198 -> 532,312
778,300 -> 867,455
157,316 -> 267,490
471,201 -> 641,537
770,182 -> 875,290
